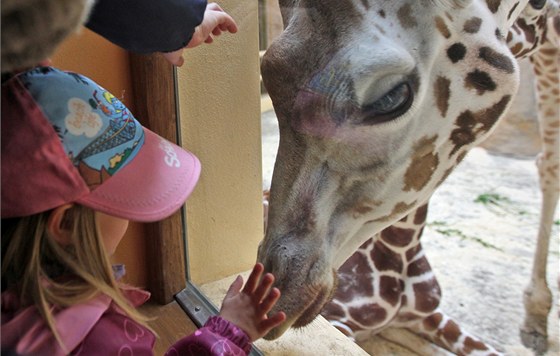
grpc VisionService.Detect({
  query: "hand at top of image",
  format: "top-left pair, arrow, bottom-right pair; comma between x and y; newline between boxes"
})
162,2 -> 238,66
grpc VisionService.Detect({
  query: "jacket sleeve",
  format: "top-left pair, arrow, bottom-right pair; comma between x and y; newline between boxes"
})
85,0 -> 207,54
165,316 -> 252,356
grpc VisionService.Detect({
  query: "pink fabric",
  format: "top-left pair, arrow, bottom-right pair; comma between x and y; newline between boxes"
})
2,288 -> 251,356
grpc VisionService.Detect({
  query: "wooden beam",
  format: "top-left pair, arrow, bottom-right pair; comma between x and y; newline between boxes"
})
129,53 -> 186,304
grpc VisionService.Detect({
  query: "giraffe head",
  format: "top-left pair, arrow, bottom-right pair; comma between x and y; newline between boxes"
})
258,0 -> 535,339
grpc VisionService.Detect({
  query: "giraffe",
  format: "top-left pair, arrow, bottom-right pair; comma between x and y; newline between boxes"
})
517,12 -> 560,353
320,6 -> 560,355
257,0 -> 559,354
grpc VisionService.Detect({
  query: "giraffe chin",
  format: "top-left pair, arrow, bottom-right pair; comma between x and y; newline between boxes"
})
263,270 -> 338,340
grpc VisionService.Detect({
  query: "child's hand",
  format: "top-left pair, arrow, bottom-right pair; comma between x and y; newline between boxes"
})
219,263 -> 286,341
162,3 -> 238,66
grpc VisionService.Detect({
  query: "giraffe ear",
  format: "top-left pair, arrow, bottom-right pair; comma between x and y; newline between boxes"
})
432,0 -> 473,9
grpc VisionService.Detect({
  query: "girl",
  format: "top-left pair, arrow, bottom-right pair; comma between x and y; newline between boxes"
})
1,66 -> 286,355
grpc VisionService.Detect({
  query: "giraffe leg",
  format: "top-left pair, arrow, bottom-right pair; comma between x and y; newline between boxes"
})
406,309 -> 503,356
520,21 -> 559,354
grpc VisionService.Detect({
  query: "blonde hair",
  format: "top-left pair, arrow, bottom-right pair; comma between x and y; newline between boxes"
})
1,204 -> 152,352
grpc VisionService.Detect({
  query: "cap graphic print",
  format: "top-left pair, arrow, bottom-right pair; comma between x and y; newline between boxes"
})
1,66 -> 201,221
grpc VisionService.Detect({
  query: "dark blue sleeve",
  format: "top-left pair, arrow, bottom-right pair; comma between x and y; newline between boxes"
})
85,0 -> 207,54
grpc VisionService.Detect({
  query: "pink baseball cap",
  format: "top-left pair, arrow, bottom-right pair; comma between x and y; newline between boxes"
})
1,66 -> 201,222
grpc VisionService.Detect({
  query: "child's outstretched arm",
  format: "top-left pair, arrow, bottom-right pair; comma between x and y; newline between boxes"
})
162,2 -> 238,66
219,263 -> 286,341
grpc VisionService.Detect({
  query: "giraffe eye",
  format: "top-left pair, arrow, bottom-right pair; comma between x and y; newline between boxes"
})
530,0 -> 546,10
361,82 -> 413,124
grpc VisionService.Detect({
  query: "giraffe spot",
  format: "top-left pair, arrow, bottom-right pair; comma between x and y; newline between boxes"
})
336,252 -> 374,302
449,95 -> 512,156
405,244 -> 422,261
434,76 -> 451,117
380,225 -> 415,248
435,16 -> 451,39
403,135 -> 440,192
486,0 -> 501,13
465,69 -> 497,94
407,256 -> 431,277
414,204 -> 428,225
379,201 -> 417,222
372,241 -> 404,273
510,42 -> 524,57
463,17 -> 482,33
423,312 -> 443,331
321,301 -> 345,320
447,43 -> 467,63
443,319 -> 462,344
379,276 -> 402,307
464,336 -> 489,353
349,303 -> 387,327
413,279 -> 441,313
397,4 -> 417,29
479,47 -> 515,73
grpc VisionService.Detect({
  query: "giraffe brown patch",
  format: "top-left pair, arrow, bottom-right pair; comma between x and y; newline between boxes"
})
447,43 -> 467,63
397,4 -> 417,29
349,303 -> 387,327
405,244 -> 421,261
413,279 -> 441,313
449,95 -> 512,156
463,17 -> 482,33
434,76 -> 451,119
510,42 -> 524,56
486,0 -> 501,13
435,16 -> 451,39
465,69 -> 497,94
380,225 -> 415,248
372,241 -> 404,273
442,319 -> 462,344
479,47 -> 515,73
336,252 -> 374,302
403,136 -> 439,192
423,312 -> 443,331
463,336 -> 489,353
379,201 -> 417,223
379,276 -> 402,306
407,256 -> 431,277
414,204 -> 428,225
322,301 -> 345,319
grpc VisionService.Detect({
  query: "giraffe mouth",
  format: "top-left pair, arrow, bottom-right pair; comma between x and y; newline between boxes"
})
264,269 -> 338,340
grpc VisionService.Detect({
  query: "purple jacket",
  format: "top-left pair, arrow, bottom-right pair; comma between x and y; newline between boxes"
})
1,287 -> 251,355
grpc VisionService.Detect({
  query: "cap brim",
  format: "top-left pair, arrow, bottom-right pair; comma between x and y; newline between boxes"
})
77,128 -> 201,222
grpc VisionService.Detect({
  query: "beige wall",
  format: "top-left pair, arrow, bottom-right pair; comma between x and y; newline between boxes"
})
177,0 -> 263,284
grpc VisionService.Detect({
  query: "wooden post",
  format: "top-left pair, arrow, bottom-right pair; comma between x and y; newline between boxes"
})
129,53 -> 186,304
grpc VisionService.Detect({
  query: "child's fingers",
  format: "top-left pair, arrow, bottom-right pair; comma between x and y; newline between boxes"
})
208,2 -> 225,12
243,263 -> 264,294
253,273 -> 274,302
224,275 -> 244,299
259,311 -> 287,334
258,287 -> 281,315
